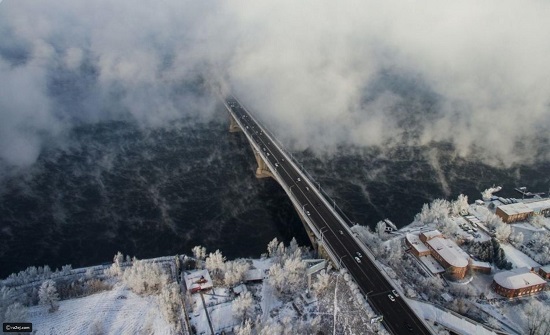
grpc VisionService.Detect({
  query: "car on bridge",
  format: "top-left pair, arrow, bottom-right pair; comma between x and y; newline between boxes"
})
306,211 -> 311,216
392,289 -> 399,297
354,256 -> 361,263
356,252 -> 363,258
388,294 -> 395,302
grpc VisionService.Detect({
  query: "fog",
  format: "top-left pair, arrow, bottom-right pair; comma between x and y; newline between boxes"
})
1,0 -> 550,169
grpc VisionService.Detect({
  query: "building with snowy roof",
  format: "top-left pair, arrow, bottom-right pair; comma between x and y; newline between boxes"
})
495,203 -> 534,223
539,265 -> 550,280
492,267 -> 546,298
407,230 -> 477,279
470,260 -> 492,275
419,230 -> 443,243
426,237 -> 469,280
525,199 -> 550,217
243,269 -> 264,282
183,269 -> 213,293
405,233 -> 431,257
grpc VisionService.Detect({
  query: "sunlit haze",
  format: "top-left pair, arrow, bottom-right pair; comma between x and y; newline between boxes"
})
1,0 -> 549,168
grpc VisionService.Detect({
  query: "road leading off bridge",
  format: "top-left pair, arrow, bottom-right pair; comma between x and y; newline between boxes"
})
221,95 -> 433,335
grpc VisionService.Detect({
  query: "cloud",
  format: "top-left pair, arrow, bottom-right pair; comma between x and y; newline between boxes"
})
1,0 -> 549,168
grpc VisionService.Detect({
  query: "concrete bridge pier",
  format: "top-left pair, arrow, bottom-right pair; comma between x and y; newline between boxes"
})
292,204 -> 335,266
253,149 -> 274,179
229,113 -> 241,133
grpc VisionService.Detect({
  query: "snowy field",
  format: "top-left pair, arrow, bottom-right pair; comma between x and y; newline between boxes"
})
27,283 -> 175,335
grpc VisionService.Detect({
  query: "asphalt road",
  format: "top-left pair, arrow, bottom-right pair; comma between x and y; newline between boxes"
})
224,96 -> 432,335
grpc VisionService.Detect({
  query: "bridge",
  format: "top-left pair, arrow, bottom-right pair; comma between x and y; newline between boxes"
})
221,95 -> 432,335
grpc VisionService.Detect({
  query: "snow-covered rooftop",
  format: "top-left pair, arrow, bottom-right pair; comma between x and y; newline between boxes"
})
524,199 -> 550,213
493,267 -> 546,290
183,269 -> 213,292
419,255 -> 445,274
471,260 -> 491,269
497,203 -> 533,216
406,233 -> 429,254
244,269 -> 264,282
421,229 -> 442,241
426,237 -> 469,268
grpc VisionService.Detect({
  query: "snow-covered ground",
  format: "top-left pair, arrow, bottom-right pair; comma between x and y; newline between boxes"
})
409,299 -> 496,335
500,243 -> 540,268
27,283 -> 175,335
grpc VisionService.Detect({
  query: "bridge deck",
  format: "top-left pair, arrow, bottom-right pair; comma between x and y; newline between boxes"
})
223,96 -> 432,335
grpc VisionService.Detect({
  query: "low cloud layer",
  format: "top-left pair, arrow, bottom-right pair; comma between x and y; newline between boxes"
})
1,0 -> 550,168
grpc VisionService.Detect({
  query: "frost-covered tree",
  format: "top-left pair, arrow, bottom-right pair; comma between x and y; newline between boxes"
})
192,246 -> 207,269
416,199 -> 451,225
122,259 -> 169,295
114,251 -> 124,267
530,215 -> 546,229
232,291 -> 253,322
351,224 -> 381,253
510,231 -> 524,246
0,286 -> 16,324
524,300 -> 550,335
451,194 -> 469,217
375,220 -> 387,237
39,280 -> 59,312
288,237 -> 299,255
436,217 -> 458,238
267,263 -> 285,292
236,319 -> 253,335
312,270 -> 331,294
159,282 -> 181,325
106,251 -> 126,277
383,239 -> 404,265
4,302 -> 28,323
224,260 -> 250,287
61,264 -> 72,275
205,249 -> 226,282
267,238 -> 279,258
485,213 -> 511,242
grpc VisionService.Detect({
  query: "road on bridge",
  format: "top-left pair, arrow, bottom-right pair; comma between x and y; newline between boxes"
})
225,96 -> 432,335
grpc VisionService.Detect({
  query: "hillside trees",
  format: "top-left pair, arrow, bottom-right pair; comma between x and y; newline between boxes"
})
38,280 -> 59,312
3,302 -> 28,323
122,258 -> 169,295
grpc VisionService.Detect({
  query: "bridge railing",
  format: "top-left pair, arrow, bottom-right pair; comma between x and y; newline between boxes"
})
230,96 -> 359,232
222,98 -> 350,269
